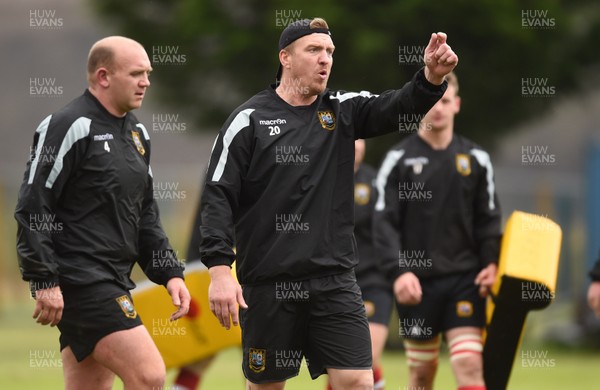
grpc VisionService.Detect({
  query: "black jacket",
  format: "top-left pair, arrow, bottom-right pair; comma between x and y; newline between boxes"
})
15,90 -> 184,293
199,69 -> 446,285
374,133 -> 502,282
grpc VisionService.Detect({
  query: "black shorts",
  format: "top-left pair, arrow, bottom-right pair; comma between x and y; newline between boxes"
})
58,282 -> 142,362
359,285 -> 393,326
396,270 -> 485,341
240,271 -> 372,384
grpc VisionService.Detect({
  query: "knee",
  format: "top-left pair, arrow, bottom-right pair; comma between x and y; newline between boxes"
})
353,372 -> 374,390
410,362 -> 438,385
344,371 -> 374,390
452,355 -> 483,381
331,370 -> 373,390
133,361 -> 166,387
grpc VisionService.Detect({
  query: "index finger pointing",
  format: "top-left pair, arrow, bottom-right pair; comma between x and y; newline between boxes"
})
436,32 -> 447,44
426,33 -> 438,50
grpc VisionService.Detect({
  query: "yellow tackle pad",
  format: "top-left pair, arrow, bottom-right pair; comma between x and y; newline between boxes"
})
132,262 -> 242,369
492,210 -> 562,297
483,211 -> 562,390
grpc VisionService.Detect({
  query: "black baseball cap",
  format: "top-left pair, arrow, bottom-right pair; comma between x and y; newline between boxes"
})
276,18 -> 331,83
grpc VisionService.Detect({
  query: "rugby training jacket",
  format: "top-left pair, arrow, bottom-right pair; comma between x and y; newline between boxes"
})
199,69 -> 447,285
15,90 -> 184,293
373,134 -> 502,282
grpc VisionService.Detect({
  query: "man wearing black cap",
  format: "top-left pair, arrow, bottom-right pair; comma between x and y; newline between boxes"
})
198,17 -> 458,389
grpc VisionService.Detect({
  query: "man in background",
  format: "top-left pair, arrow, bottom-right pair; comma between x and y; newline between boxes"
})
15,36 -> 189,389
374,72 -> 500,390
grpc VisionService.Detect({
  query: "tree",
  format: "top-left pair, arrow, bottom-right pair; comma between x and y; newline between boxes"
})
92,0 -> 599,161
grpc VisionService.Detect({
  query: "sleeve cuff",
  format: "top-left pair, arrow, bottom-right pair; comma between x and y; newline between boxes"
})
29,278 -> 60,298
416,68 -> 448,93
142,266 -> 185,287
479,238 -> 500,267
389,267 -> 408,283
202,257 -> 234,269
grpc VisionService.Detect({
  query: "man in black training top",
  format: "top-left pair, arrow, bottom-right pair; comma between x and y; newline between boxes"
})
198,18 -> 457,389
374,72 -> 501,390
15,36 -> 190,389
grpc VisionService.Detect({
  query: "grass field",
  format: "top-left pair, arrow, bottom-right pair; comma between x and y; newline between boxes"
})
1,303 -> 599,389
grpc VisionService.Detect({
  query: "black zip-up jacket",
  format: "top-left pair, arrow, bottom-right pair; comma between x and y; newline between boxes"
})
15,90 -> 184,293
199,69 -> 446,285
354,163 -> 389,290
374,134 -> 502,282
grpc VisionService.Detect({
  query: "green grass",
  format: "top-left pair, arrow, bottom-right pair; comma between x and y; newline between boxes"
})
1,303 -> 598,389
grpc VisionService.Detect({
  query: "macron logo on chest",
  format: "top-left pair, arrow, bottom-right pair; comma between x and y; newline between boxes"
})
93,133 -> 114,141
259,118 -> 287,136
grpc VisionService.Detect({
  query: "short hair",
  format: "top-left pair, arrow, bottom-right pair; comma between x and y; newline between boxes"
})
309,17 -> 329,29
284,18 -> 330,52
445,71 -> 459,94
87,44 -> 115,84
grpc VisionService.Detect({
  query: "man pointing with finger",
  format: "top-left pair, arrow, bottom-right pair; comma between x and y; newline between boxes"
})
198,18 -> 457,389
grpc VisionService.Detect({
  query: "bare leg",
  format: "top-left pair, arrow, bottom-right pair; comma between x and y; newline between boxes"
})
445,327 -> 485,388
92,325 -> 166,390
62,346 -> 114,390
327,368 -> 373,390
